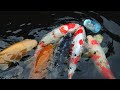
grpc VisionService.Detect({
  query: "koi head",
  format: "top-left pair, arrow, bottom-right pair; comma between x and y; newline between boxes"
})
87,35 -> 99,46
93,34 -> 103,44
59,23 -> 80,35
70,26 -> 85,58
22,39 -> 38,51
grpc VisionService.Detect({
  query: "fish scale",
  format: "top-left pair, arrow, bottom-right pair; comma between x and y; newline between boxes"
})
46,33 -> 72,79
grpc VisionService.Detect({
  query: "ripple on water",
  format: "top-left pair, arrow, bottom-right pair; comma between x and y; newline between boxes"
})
0,11 -> 120,79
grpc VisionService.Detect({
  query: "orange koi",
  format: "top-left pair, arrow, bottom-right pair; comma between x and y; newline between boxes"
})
29,44 -> 54,79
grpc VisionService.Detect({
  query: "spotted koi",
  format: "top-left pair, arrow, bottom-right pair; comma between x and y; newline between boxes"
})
68,26 -> 86,79
84,35 -> 115,79
34,23 -> 80,58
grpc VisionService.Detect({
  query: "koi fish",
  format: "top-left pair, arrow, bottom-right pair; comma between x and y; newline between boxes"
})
82,34 -> 108,58
0,39 -> 37,70
84,35 -> 115,79
0,56 -> 37,79
68,26 -> 86,79
34,23 -> 80,58
46,33 -> 72,79
29,44 -> 54,79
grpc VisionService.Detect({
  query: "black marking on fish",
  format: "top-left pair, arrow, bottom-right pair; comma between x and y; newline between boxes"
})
46,33 -> 72,79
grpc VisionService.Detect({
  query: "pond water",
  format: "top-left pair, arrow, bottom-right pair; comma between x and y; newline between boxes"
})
0,11 -> 120,79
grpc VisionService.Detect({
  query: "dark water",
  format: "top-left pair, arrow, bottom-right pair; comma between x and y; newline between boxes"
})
46,33 -> 72,79
0,11 -> 120,79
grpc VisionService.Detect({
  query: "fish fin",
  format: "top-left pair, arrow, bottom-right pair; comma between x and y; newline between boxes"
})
102,47 -> 108,54
25,56 -> 36,68
0,64 -> 9,70
4,59 -> 18,64
4,60 -> 20,68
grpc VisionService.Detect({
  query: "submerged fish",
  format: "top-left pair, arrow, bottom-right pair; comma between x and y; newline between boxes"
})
0,56 -> 36,79
68,26 -> 86,79
29,44 -> 54,79
0,39 -> 37,70
46,33 -> 72,79
84,35 -> 115,79
34,23 -> 80,58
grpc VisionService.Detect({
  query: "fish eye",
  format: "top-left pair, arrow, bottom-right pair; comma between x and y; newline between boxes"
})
69,67 -> 72,69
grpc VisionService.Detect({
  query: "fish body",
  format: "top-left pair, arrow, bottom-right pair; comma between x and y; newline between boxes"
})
46,33 -> 72,79
68,26 -> 86,79
29,44 -> 54,79
0,39 -> 37,70
34,23 -> 80,58
85,35 -> 115,79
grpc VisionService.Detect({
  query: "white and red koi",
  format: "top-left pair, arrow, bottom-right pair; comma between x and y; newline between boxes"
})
84,35 -> 115,79
68,26 -> 86,79
34,23 -> 80,58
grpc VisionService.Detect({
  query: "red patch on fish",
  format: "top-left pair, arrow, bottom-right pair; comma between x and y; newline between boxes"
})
66,23 -> 75,29
39,41 -> 45,47
79,39 -> 84,45
96,62 -> 101,66
80,26 -> 83,28
106,61 -> 109,66
91,40 -> 99,45
91,54 -> 100,60
74,29 -> 83,38
69,44 -> 74,54
68,73 -> 73,79
52,31 -> 56,38
69,49 -> 72,54
70,56 -> 80,64
71,44 -> 74,47
100,66 -> 114,79
34,51 -> 40,57
59,26 -> 68,35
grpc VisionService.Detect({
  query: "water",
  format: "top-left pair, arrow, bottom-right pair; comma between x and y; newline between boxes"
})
0,11 -> 120,79
46,33 -> 72,79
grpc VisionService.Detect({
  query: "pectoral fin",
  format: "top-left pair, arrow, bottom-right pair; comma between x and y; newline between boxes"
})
4,59 -> 19,64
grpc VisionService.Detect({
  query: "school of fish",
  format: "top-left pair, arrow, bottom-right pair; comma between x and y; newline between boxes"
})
0,19 -> 116,79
